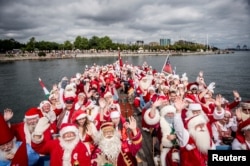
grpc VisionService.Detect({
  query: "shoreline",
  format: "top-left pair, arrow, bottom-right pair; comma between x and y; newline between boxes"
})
0,51 -> 233,62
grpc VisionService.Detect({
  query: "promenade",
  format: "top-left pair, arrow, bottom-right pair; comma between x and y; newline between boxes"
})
0,50 -> 233,62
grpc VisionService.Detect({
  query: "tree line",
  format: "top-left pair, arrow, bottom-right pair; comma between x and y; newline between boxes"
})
0,35 -> 216,54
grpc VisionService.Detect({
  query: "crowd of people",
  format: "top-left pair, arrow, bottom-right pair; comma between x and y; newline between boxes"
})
0,59 -> 250,166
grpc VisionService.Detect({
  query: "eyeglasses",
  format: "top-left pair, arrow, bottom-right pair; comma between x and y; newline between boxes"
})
191,88 -> 197,91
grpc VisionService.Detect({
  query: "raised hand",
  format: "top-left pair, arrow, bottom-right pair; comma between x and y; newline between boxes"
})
207,82 -> 216,92
99,97 -> 106,109
235,108 -> 242,121
128,116 -> 137,131
233,90 -> 240,98
174,97 -> 185,113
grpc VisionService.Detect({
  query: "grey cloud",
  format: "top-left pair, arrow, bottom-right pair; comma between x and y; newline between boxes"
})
0,0 -> 249,48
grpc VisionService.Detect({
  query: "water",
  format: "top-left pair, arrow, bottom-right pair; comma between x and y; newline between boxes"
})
0,51 -> 249,122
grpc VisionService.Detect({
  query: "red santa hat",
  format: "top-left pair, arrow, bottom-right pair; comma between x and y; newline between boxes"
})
71,110 -> 88,123
59,123 -> 78,137
160,105 -> 176,117
110,110 -> 121,119
0,114 -> 14,145
39,100 -> 51,109
187,82 -> 199,91
239,118 -> 250,132
187,114 -> 207,130
25,107 -> 40,119
10,142 -> 28,166
100,122 -> 115,131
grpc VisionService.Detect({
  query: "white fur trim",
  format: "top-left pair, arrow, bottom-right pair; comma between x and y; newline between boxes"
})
241,144 -> 247,150
160,105 -> 176,116
186,144 -> 195,151
59,126 -> 78,137
110,111 -> 120,119
213,108 -> 225,120
188,103 -> 202,111
190,84 -> 198,90
25,114 -> 39,119
187,115 -> 207,130
76,113 -> 87,120
241,125 -> 250,131
31,132 -> 44,144
24,123 -> 32,145
144,108 -> 160,125
172,151 -> 180,162
160,117 -> 173,148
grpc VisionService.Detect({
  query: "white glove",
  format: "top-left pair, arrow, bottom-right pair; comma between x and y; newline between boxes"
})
182,72 -> 187,78
34,117 -> 50,135
207,82 -> 215,92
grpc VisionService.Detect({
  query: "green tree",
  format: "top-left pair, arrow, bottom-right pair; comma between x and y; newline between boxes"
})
26,37 -> 36,52
64,40 -> 73,50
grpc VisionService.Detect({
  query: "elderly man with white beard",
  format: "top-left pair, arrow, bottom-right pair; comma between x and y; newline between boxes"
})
32,122 -> 91,166
173,98 -> 215,166
0,112 -> 39,166
144,101 -> 180,166
92,118 -> 142,166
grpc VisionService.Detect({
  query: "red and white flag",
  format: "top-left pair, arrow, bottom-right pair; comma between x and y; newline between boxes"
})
38,77 -> 50,99
162,55 -> 173,75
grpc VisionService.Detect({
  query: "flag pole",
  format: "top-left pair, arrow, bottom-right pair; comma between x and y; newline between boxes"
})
161,54 -> 169,73
38,77 -> 50,99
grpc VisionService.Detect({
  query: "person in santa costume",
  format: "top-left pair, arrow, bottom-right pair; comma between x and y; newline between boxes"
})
71,110 -> 98,154
144,103 -> 179,166
32,123 -> 91,166
10,107 -> 54,145
37,100 -> 58,134
93,119 -> 142,166
232,118 -> 250,150
56,96 -> 76,129
211,109 -> 237,146
235,101 -> 250,123
0,113 -> 39,166
173,102 -> 216,166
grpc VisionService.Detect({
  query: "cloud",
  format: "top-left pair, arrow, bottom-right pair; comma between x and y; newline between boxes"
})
0,0 -> 249,49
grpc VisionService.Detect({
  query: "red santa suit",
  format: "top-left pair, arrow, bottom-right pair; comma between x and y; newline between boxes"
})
232,118 -> 250,150
32,123 -> 91,166
174,114 -> 215,166
92,122 -> 142,166
144,105 -> 179,166
11,107 -> 53,145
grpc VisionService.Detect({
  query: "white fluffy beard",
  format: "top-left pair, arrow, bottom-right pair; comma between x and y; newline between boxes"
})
241,112 -> 250,121
59,136 -> 80,166
98,131 -> 121,161
189,126 -> 211,154
0,141 -> 18,161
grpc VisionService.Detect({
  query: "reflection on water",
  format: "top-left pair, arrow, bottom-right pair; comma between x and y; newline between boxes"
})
0,51 -> 249,122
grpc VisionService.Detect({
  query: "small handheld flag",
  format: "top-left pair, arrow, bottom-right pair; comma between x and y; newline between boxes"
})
38,77 -> 50,99
162,55 -> 173,75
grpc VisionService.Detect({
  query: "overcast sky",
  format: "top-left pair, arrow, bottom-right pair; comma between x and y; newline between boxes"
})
0,0 -> 249,49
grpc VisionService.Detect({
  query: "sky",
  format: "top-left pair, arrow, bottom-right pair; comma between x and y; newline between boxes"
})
0,0 -> 249,49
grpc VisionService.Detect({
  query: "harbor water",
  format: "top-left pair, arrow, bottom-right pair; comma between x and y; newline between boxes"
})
0,51 -> 249,122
